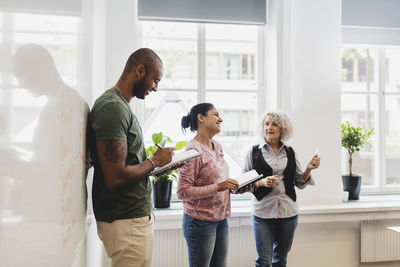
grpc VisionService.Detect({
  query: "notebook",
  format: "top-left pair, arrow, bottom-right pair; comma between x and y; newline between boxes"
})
149,149 -> 201,176
231,170 -> 264,193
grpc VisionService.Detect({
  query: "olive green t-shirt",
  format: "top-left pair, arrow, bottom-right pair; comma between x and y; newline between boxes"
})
90,88 -> 152,222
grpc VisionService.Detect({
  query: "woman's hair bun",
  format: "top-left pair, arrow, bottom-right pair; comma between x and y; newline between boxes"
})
181,114 -> 190,129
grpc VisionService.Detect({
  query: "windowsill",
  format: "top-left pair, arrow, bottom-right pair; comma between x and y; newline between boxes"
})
153,195 -> 400,229
158,194 -> 400,213
82,195 -> 400,229
356,194 -> 400,202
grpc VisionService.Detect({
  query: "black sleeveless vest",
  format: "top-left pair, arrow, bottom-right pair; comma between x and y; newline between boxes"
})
252,145 -> 297,201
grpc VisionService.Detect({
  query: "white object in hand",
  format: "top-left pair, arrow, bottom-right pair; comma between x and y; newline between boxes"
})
231,170 -> 263,193
314,148 -> 319,156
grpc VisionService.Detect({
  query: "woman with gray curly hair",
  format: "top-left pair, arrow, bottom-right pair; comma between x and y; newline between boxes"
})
243,111 -> 320,267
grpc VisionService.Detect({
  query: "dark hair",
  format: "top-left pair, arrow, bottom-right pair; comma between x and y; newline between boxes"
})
181,103 -> 214,132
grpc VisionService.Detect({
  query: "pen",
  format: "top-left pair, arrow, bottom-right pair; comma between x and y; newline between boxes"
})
155,144 -> 163,150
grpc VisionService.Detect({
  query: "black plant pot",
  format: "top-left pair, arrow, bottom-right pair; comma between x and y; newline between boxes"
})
152,180 -> 172,208
342,175 -> 362,200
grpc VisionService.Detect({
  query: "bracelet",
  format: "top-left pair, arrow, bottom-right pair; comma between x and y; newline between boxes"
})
148,158 -> 156,169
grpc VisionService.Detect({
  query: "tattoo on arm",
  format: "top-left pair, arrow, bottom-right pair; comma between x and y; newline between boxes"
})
103,141 -> 127,163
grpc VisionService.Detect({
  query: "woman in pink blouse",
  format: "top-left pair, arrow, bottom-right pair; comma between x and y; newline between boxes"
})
177,103 -> 239,267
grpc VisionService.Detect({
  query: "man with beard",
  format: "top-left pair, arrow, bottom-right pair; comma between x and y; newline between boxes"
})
90,48 -> 174,267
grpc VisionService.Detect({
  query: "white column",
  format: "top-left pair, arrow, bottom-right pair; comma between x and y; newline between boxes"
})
277,0 -> 342,204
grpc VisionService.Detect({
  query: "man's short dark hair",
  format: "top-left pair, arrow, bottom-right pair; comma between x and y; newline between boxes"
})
121,48 -> 162,78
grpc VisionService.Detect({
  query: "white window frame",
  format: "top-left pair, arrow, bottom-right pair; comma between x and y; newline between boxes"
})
342,27 -> 400,194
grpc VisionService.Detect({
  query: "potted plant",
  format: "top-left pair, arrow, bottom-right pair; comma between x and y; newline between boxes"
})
341,121 -> 374,200
146,132 -> 187,208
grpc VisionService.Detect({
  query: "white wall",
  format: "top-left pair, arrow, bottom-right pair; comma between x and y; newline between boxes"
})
276,0 -> 343,205
289,220 -> 400,267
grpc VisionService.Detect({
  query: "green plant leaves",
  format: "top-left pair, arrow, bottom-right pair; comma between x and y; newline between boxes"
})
146,145 -> 157,157
175,141 -> 188,150
341,121 -> 374,175
146,132 -> 188,182
152,132 -> 173,148
151,170 -> 178,182
341,121 -> 374,153
152,132 -> 163,144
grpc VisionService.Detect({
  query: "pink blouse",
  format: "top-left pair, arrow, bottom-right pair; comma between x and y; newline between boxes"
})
177,139 -> 231,221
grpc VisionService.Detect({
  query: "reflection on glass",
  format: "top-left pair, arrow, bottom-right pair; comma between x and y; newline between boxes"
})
142,21 -> 197,89
0,11 -> 88,266
13,34 -> 78,86
206,24 -> 257,90
385,95 -> 400,185
0,43 -> 88,266
341,94 -> 377,186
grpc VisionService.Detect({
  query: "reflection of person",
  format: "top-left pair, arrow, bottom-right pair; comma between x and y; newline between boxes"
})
243,111 -> 320,267
3,43 -> 89,266
90,48 -> 174,267
177,103 -> 239,267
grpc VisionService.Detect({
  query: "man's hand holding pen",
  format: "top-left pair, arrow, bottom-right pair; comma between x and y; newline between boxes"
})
151,145 -> 174,167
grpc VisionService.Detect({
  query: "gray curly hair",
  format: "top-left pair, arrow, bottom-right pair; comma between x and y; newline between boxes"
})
260,111 -> 294,142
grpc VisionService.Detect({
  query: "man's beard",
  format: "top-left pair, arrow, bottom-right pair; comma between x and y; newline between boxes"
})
133,74 -> 148,99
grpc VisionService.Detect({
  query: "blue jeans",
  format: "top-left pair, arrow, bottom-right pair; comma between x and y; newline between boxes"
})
253,215 -> 298,267
183,213 -> 229,267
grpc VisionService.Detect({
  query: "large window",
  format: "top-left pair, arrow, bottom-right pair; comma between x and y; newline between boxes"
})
142,21 -> 264,199
341,44 -> 400,193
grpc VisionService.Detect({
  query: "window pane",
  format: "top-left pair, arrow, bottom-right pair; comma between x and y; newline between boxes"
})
341,45 -> 378,92
341,94 -> 377,186
14,33 -> 77,46
206,24 -> 257,90
143,91 -> 197,142
14,13 -> 78,33
385,47 -> 400,93
142,91 -> 197,201
142,21 -> 197,89
206,92 -> 257,176
385,95 -> 400,185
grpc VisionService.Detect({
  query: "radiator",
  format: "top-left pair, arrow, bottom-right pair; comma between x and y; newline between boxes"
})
361,219 -> 400,262
152,226 -> 257,267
